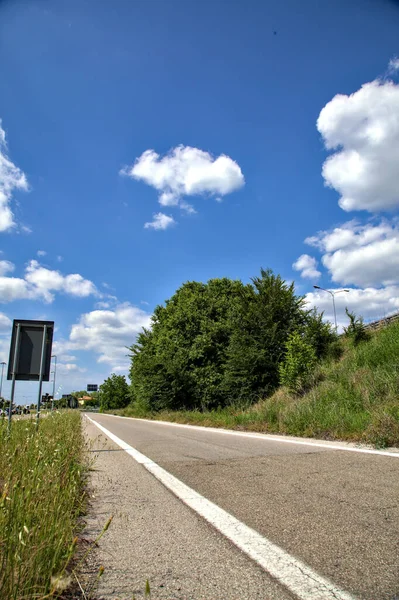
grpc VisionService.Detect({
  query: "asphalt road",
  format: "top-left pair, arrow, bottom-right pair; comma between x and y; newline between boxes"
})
85,413 -> 399,600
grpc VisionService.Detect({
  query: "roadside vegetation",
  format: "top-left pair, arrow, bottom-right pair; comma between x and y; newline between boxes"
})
0,411 -> 88,599
102,268 -> 399,448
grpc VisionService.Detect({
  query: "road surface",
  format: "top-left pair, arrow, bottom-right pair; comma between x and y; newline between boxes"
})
84,413 -> 399,600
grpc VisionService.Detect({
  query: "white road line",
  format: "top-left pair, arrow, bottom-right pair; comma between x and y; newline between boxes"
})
87,415 -> 357,600
101,413 -> 399,458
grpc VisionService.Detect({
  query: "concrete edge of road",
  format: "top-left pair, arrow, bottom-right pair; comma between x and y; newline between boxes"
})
86,415 -> 357,600
94,413 -> 399,458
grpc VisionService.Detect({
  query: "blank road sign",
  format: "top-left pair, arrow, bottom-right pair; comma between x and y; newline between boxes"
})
7,320 -> 54,381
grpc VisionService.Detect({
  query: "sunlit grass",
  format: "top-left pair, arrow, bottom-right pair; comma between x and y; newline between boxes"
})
0,411 -> 87,599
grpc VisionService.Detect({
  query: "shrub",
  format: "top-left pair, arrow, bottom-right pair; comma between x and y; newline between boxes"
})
344,308 -> 370,345
279,331 -> 317,394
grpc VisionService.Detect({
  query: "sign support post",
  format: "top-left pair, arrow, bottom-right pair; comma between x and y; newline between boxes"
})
36,325 -> 47,426
8,323 -> 21,430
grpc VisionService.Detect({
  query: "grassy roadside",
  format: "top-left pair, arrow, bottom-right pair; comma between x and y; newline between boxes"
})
112,320 -> 399,448
0,411 -> 88,599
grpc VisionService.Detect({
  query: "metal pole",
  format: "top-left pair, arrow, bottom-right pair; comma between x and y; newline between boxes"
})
0,362 -> 5,398
51,355 -> 57,411
36,325 -> 47,426
9,324 -> 21,430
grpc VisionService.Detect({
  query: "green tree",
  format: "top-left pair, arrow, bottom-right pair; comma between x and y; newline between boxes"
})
130,278 -> 246,411
223,269 -> 307,404
303,308 -> 337,360
129,268 -> 334,412
100,374 -> 130,411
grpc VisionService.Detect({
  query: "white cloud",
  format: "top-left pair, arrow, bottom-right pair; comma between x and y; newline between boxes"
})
292,254 -> 321,280
25,260 -> 97,302
306,219 -> 399,287
0,276 -> 33,303
95,301 -> 111,309
317,77 -> 399,212
0,259 -> 97,304
144,212 -> 176,230
0,260 -> 14,276
57,255 -> 63,262
111,365 -> 128,373
57,362 -> 86,374
121,145 -> 244,212
37,250 -> 46,257
0,311 -> 11,333
388,57 -> 399,73
69,303 -> 151,367
306,285 -> 399,330
0,120 -> 29,232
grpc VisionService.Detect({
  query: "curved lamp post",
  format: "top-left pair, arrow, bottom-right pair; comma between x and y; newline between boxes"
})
313,286 -> 350,332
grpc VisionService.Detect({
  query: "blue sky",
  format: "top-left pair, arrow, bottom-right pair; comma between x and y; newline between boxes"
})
1,0 -> 399,402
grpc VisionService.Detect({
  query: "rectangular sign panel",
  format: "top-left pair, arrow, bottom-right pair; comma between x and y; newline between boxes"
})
7,320 -> 54,381
87,384 -> 98,392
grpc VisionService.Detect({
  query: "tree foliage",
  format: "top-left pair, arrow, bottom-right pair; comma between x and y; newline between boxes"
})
344,308 -> 370,345
99,374 -> 130,411
279,331 -> 317,394
129,269 -> 336,412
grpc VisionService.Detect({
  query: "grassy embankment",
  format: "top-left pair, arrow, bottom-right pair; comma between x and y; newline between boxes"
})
0,411 -> 89,599
115,320 -> 399,448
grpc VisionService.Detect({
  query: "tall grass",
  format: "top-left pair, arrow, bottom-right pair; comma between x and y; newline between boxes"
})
0,411 -> 87,599
115,321 -> 399,447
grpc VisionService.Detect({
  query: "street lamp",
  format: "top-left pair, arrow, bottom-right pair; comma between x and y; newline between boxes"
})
313,286 -> 350,332
51,355 -> 57,411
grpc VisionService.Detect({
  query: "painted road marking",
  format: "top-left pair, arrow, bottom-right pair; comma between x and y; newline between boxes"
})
87,415 -> 357,600
102,413 -> 399,458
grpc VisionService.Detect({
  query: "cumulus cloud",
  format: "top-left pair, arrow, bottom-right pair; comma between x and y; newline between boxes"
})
317,78 -> 399,212
307,285 -> 399,330
56,362 -> 86,375
69,303 -> 151,367
0,260 -> 97,304
0,260 -> 14,276
0,120 -> 29,232
144,212 -> 176,230
25,260 -> 97,302
306,219 -> 399,287
121,145 -> 244,212
292,254 -> 321,280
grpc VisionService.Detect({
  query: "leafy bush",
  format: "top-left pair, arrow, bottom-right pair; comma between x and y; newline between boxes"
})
344,308 -> 370,345
279,331 -> 317,394
303,308 -> 337,359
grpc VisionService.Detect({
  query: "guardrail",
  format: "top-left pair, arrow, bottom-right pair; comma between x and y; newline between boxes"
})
364,311 -> 399,331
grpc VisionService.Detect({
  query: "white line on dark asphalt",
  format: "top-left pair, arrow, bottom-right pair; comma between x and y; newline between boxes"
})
87,415 -> 357,600
105,413 -> 399,458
